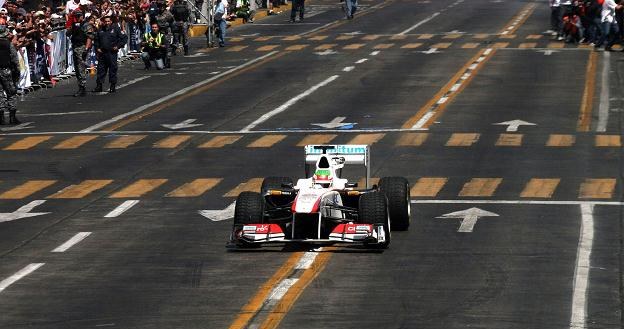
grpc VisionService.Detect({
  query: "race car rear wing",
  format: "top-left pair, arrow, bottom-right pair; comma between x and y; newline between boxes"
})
304,144 -> 371,188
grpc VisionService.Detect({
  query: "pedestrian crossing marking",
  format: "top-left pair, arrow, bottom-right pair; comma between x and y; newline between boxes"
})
285,44 -> 308,51
254,36 -> 273,41
499,34 -> 516,39
401,43 -> 423,49
546,134 -> 575,147
309,35 -> 328,41
411,177 -> 448,197
199,135 -> 243,148
496,134 -> 523,146
579,178 -> 616,199
362,35 -> 381,40
396,133 -> 429,146
459,178 -> 502,197
418,34 -> 434,39
257,45 -> 279,51
229,37 -> 244,42
166,178 -> 222,197
109,179 -> 169,198
390,35 -> 407,40
0,180 -> 57,199
247,135 -> 287,148
53,135 -> 98,149
154,135 -> 192,148
492,42 -> 509,48
520,178 -> 560,198
526,34 -> 542,39
443,34 -> 463,39
47,180 -> 113,199
461,43 -> 479,49
315,44 -> 337,50
3,136 -> 52,150
519,42 -> 537,48
473,34 -> 489,39
336,35 -> 355,40
227,45 -> 248,52
446,133 -> 480,146
224,177 -> 263,197
105,135 -> 147,149
344,43 -> 366,50
373,43 -> 394,49
595,135 -> 621,147
357,177 -> 379,189
431,42 -> 452,49
297,134 -> 337,147
282,35 -> 301,41
547,42 -> 565,48
348,133 -> 385,145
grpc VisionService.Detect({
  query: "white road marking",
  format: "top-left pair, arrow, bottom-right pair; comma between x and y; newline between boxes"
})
162,119 -> 204,130
355,58 -> 368,64
0,263 -> 45,293
343,66 -> 355,72
399,12 -> 441,35
0,122 -> 34,132
294,251 -> 319,270
241,75 -> 340,132
21,111 -> 102,117
570,204 -> 594,329
436,207 -> 499,232
500,4 -> 535,35
597,51 -> 610,132
411,199 -> 624,206
370,51 -> 381,56
81,51 -> 279,132
105,200 -> 140,218
0,200 -> 50,223
268,278 -> 299,301
493,119 -> 537,132
95,76 -> 151,95
52,232 -> 92,253
198,202 -> 236,222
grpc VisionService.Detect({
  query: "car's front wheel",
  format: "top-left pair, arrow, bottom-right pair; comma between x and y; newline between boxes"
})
359,191 -> 390,249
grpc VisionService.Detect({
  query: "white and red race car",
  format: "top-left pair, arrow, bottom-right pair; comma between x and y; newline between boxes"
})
228,145 -> 411,249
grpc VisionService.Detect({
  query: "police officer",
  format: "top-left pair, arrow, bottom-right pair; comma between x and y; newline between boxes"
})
67,9 -> 94,97
155,2 -> 174,67
171,0 -> 190,55
93,16 -> 127,93
0,25 -> 20,125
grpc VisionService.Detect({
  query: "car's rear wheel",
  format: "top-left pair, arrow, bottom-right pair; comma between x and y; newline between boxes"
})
379,176 -> 411,231
359,191 -> 390,249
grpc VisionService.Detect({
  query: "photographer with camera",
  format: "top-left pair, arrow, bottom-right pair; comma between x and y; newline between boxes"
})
141,21 -> 168,70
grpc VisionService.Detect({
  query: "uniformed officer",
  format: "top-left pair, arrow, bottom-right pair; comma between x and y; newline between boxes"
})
67,9 -> 94,97
0,25 -> 20,125
171,0 -> 190,55
155,2 -> 174,67
92,16 -> 127,93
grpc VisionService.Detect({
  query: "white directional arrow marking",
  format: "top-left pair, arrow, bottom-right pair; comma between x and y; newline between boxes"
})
314,49 -> 338,56
161,119 -> 204,130
199,202 -> 236,222
421,48 -> 440,54
437,207 -> 499,232
311,117 -> 356,129
0,200 -> 50,223
537,49 -> 558,56
1,122 -> 34,132
493,119 -> 537,132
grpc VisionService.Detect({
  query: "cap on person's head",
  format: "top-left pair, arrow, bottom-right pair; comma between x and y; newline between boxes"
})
0,8 -> 8,14
35,10 -> 44,16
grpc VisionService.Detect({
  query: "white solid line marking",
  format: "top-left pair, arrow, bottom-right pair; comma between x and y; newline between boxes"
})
412,111 -> 435,129
52,232 -> 92,253
294,251 -> 319,270
241,75 -> 340,132
343,66 -> 355,72
597,51 -> 610,132
355,58 -> 368,64
570,204 -> 594,329
97,76 -> 150,95
411,199 -> 624,206
0,263 -> 45,293
81,51 -> 279,132
105,200 -> 140,218
22,111 -> 102,117
370,51 -> 381,56
399,12 -> 440,35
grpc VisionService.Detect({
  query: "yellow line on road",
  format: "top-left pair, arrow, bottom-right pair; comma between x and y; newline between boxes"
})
348,133 -> 385,145
109,179 -> 168,198
228,252 -> 305,329
495,133 -> 523,146
546,134 -> 575,147
459,178 -> 502,197
154,135 -> 192,148
166,178 -> 222,197
53,135 -> 98,149
396,132 -> 429,146
498,3 -> 536,35
446,133 -> 480,146
247,135 -> 287,148
520,178 -> 560,198
297,134 -> 337,146
579,178 -> 616,199
3,136 -> 52,150
578,51 -> 597,132
224,178 -> 263,197
411,177 -> 447,197
105,135 -> 147,148
0,180 -> 57,199
595,135 -> 621,147
199,135 -> 242,148
48,180 -> 113,199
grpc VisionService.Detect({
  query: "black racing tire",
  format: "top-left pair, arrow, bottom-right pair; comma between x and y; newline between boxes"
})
379,177 -> 411,231
261,176 -> 294,194
233,191 -> 264,225
359,191 -> 390,249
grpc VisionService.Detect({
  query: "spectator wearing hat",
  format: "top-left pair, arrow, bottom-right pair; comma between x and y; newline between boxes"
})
92,15 -> 127,93
0,25 -> 20,125
67,8 -> 94,96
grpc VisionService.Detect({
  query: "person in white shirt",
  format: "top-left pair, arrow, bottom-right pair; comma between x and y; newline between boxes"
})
596,0 -> 623,50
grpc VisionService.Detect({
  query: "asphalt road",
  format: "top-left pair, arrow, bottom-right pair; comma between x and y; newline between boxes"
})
0,0 -> 623,328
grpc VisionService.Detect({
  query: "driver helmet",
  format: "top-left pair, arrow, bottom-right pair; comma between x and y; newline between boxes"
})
313,168 -> 333,187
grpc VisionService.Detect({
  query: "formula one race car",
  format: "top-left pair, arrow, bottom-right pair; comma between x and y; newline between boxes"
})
228,144 -> 411,249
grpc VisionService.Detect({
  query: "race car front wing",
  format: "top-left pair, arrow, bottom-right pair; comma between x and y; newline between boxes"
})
230,223 -> 386,246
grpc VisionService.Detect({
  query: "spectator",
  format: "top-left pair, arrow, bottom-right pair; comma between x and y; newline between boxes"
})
214,0 -> 227,47
595,0 -> 623,50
